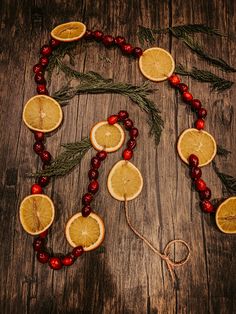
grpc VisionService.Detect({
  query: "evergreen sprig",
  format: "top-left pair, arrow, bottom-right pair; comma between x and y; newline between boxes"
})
212,161 -> 236,195
175,64 -> 234,91
217,145 -> 232,157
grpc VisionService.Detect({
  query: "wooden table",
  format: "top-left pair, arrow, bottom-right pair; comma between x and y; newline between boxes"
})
1,0 -> 235,313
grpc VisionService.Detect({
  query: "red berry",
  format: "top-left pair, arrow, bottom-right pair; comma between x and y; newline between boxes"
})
182,92 -> 193,103
129,128 -> 139,139
102,35 -> 114,47
133,47 -> 143,58
200,200 -> 215,213
88,180 -> 99,194
199,187 -> 211,200
49,257 -> 62,270
35,73 -> 46,84
82,205 -> 92,217
177,83 -> 188,93
127,139 -> 136,150
40,151 -> 51,164
37,84 -> 48,95
91,157 -> 101,169
191,99 -> 202,110
194,178 -> 207,191
37,251 -> 50,264
33,141 -> 44,154
195,119 -> 205,130
72,246 -> 84,257
93,30 -> 104,41
39,229 -> 48,238
118,110 -> 129,121
39,56 -> 49,67
40,45 -> 52,56
82,193 -> 93,205
168,75 -> 181,87
124,118 -> 133,130
96,151 -> 107,161
108,115 -> 118,125
34,131 -> 45,142
190,166 -> 202,179
31,183 -> 43,194
123,149 -> 133,160
84,30 -> 93,40
33,63 -> 43,74
114,36 -> 126,46
38,176 -> 50,187
121,43 -> 133,55
62,255 -> 75,266
88,169 -> 99,180
198,108 -> 207,119
49,38 -> 60,48
33,237 -> 44,251
188,154 -> 199,167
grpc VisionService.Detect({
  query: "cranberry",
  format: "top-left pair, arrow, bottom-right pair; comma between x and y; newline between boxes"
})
88,180 -> 99,194
124,118 -> 133,130
31,183 -> 43,194
114,36 -> 126,46
33,141 -> 44,155
121,44 -> 133,55
108,115 -> 118,125
127,139 -> 136,150
195,119 -> 205,130
194,178 -> 207,191
188,154 -> 199,167
133,47 -> 143,58
190,166 -> 202,179
191,99 -> 202,110
182,92 -> 193,103
33,64 -> 43,74
72,246 -> 84,257
82,193 -> 93,205
96,151 -> 107,161
84,30 -> 93,40
102,35 -> 114,47
39,229 -> 48,238
35,73 -> 46,84
49,38 -> 60,48
39,56 -> 49,67
82,205 -> 92,217
168,75 -> 181,87
198,108 -> 207,119
88,169 -> 99,180
200,200 -> 215,213
40,151 -> 51,164
49,257 -> 62,270
34,131 -> 45,142
123,149 -> 133,160
40,45 -> 52,56
33,237 -> 44,251
199,187 -> 211,200
118,110 -> 129,120
129,128 -> 139,139
91,157 -> 101,169
38,176 -> 50,187
62,255 -> 75,266
93,30 -> 104,41
177,83 -> 188,93
37,84 -> 48,95
37,251 -> 50,263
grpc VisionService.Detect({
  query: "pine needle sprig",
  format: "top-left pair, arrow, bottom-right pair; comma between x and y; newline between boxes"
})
175,64 -> 234,91
169,24 -> 224,37
217,145 -> 232,157
32,138 -> 92,177
212,161 -> 236,195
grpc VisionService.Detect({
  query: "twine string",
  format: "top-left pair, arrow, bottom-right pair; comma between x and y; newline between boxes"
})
124,197 -> 190,283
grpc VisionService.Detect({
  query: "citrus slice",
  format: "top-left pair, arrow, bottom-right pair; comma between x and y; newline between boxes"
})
107,160 -> 143,201
139,47 -> 175,82
90,121 -> 125,152
65,212 -> 105,250
216,197 -> 236,234
177,128 -> 217,167
23,95 -> 63,133
19,194 -> 55,235
51,22 -> 86,42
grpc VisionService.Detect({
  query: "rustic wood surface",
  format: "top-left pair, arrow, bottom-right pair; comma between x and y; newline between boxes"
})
0,0 -> 236,313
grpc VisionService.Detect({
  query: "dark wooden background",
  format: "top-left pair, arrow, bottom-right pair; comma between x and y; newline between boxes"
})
0,0 -> 236,313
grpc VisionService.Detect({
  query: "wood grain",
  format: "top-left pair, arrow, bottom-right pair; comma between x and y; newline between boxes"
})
0,0 -> 235,313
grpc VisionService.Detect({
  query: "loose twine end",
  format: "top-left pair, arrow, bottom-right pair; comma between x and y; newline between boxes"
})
124,197 -> 190,285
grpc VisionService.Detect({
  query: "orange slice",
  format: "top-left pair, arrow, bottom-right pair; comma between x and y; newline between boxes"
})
65,212 -> 105,251
23,95 -> 63,133
19,194 -> 55,235
139,47 -> 175,82
107,160 -> 143,201
177,128 -> 217,167
90,121 -> 125,152
216,197 -> 236,234
51,22 -> 86,42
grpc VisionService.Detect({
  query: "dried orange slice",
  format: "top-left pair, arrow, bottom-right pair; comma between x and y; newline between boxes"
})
177,128 -> 216,167
139,47 -> 175,82
23,95 -> 63,133
90,121 -> 125,152
107,160 -> 143,201
216,197 -> 236,234
20,194 -> 55,235
51,22 -> 86,42
65,212 -> 105,251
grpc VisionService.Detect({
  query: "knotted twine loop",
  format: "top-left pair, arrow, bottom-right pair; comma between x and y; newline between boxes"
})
124,197 -> 190,284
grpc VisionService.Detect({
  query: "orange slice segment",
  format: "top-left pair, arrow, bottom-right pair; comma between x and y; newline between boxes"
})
107,160 -> 143,201
51,22 -> 86,42
216,197 -> 236,234
23,95 -> 63,133
139,47 -> 175,82
19,194 -> 55,235
90,121 -> 125,152
65,212 -> 105,251
177,128 -> 217,167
